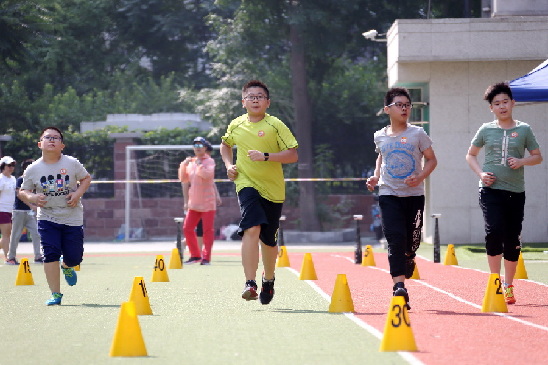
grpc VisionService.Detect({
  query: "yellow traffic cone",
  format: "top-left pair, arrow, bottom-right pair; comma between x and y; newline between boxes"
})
361,245 -> 376,266
409,263 -> 421,279
276,246 -> 290,267
74,265 -> 80,271
129,276 -> 153,315
151,255 -> 169,282
109,301 -> 148,357
443,244 -> 458,265
15,258 -> 34,286
328,274 -> 354,313
514,252 -> 528,279
379,296 -> 418,352
481,273 -> 508,313
168,248 -> 182,269
299,253 -> 318,280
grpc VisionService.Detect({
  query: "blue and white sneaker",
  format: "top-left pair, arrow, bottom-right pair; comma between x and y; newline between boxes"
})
62,266 -> 77,286
46,292 -> 63,306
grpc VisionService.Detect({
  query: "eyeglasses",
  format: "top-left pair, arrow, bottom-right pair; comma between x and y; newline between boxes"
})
386,102 -> 413,109
7,163 -> 16,167
243,95 -> 268,101
193,143 -> 204,148
41,136 -> 62,142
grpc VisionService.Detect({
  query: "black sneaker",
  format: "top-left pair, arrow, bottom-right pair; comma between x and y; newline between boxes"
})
405,255 -> 416,279
259,276 -> 275,305
242,280 -> 258,301
393,282 -> 411,310
200,259 -> 210,265
184,257 -> 201,265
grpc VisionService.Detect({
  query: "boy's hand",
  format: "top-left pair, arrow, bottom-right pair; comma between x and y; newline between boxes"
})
34,194 -> 47,207
507,157 -> 523,169
366,176 -> 379,192
66,192 -> 81,207
226,165 -> 238,181
247,150 -> 267,161
403,174 -> 422,187
480,172 -> 496,186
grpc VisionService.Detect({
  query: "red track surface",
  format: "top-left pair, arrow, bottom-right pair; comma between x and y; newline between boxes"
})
286,251 -> 548,365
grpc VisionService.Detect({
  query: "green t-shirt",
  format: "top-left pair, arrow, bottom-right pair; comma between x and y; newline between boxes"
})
471,120 -> 540,193
221,113 -> 298,203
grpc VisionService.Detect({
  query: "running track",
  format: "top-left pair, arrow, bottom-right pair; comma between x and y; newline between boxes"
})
284,251 -> 548,365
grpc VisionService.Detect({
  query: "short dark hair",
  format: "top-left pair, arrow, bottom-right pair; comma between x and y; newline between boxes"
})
384,87 -> 411,106
242,80 -> 270,99
21,158 -> 34,171
40,126 -> 64,141
484,82 -> 513,104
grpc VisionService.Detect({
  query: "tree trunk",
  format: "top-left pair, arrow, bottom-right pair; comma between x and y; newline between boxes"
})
289,23 -> 321,231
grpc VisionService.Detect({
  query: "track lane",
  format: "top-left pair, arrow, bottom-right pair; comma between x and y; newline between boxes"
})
286,251 -> 548,365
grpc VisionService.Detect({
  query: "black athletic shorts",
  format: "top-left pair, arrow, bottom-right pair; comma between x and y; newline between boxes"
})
237,187 -> 283,247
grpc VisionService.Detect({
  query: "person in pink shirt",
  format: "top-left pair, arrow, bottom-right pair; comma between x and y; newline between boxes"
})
178,137 -> 217,265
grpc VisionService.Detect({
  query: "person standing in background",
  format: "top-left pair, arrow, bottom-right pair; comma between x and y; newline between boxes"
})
7,159 -> 43,265
0,156 -> 16,263
179,137 -> 218,265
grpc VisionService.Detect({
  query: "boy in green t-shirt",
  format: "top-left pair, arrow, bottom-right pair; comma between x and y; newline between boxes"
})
466,82 -> 543,305
221,80 -> 298,305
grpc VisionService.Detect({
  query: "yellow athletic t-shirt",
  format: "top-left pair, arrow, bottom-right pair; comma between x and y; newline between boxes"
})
221,113 -> 298,203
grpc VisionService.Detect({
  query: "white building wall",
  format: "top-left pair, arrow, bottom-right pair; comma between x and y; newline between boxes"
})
386,17 -> 548,244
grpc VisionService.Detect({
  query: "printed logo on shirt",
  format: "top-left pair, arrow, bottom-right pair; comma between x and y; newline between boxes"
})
39,172 -> 70,197
511,132 -> 518,138
400,137 -> 407,144
258,130 -> 265,137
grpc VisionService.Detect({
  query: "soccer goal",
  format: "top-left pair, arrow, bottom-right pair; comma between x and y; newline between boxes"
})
123,144 -> 226,242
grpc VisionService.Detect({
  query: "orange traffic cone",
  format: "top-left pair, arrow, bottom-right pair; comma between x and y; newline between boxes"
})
15,258 -> 34,286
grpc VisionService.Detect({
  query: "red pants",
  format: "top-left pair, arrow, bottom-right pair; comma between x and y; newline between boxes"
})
183,210 -> 216,261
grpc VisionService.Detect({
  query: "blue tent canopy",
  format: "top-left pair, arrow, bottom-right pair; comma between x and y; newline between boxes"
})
509,60 -> 548,102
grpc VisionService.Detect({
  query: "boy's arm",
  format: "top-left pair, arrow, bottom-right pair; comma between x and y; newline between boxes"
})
507,148 -> 543,169
247,148 -> 298,163
404,147 -> 437,187
220,142 -> 238,181
366,154 -> 382,192
181,182 -> 190,211
466,144 -> 496,186
67,174 -> 92,207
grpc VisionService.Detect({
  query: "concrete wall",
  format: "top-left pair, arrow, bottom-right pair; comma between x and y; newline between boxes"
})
386,17 -> 548,244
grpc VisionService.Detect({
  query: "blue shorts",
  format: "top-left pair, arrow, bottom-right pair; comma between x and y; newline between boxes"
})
237,187 -> 283,247
38,220 -> 84,267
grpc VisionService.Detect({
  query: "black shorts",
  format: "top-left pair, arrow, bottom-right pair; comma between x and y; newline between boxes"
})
237,187 -> 283,247
479,187 -> 524,261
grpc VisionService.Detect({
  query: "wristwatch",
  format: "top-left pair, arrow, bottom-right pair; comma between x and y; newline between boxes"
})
264,153 -> 269,161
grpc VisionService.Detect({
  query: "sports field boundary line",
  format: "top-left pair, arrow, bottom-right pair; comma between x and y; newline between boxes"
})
285,267 -> 424,365
332,253 -> 548,333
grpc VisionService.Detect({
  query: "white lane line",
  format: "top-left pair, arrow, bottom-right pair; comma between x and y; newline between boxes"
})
286,267 -> 425,365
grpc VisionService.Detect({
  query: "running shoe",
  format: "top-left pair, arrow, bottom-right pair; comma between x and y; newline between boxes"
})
259,276 -> 275,305
46,292 -> 63,306
34,256 -> 44,263
62,267 -> 78,286
393,282 -> 411,310
184,257 -> 202,265
405,256 -> 416,279
505,284 -> 516,304
242,280 -> 258,301
200,259 -> 210,265
5,258 -> 19,265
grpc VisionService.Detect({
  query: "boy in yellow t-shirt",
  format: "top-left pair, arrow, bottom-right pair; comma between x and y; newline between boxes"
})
221,80 -> 298,305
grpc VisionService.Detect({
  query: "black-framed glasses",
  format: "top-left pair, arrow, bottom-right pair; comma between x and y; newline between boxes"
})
386,102 -> 412,109
41,136 -> 63,142
243,95 -> 268,101
7,163 -> 16,167
193,143 -> 204,148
